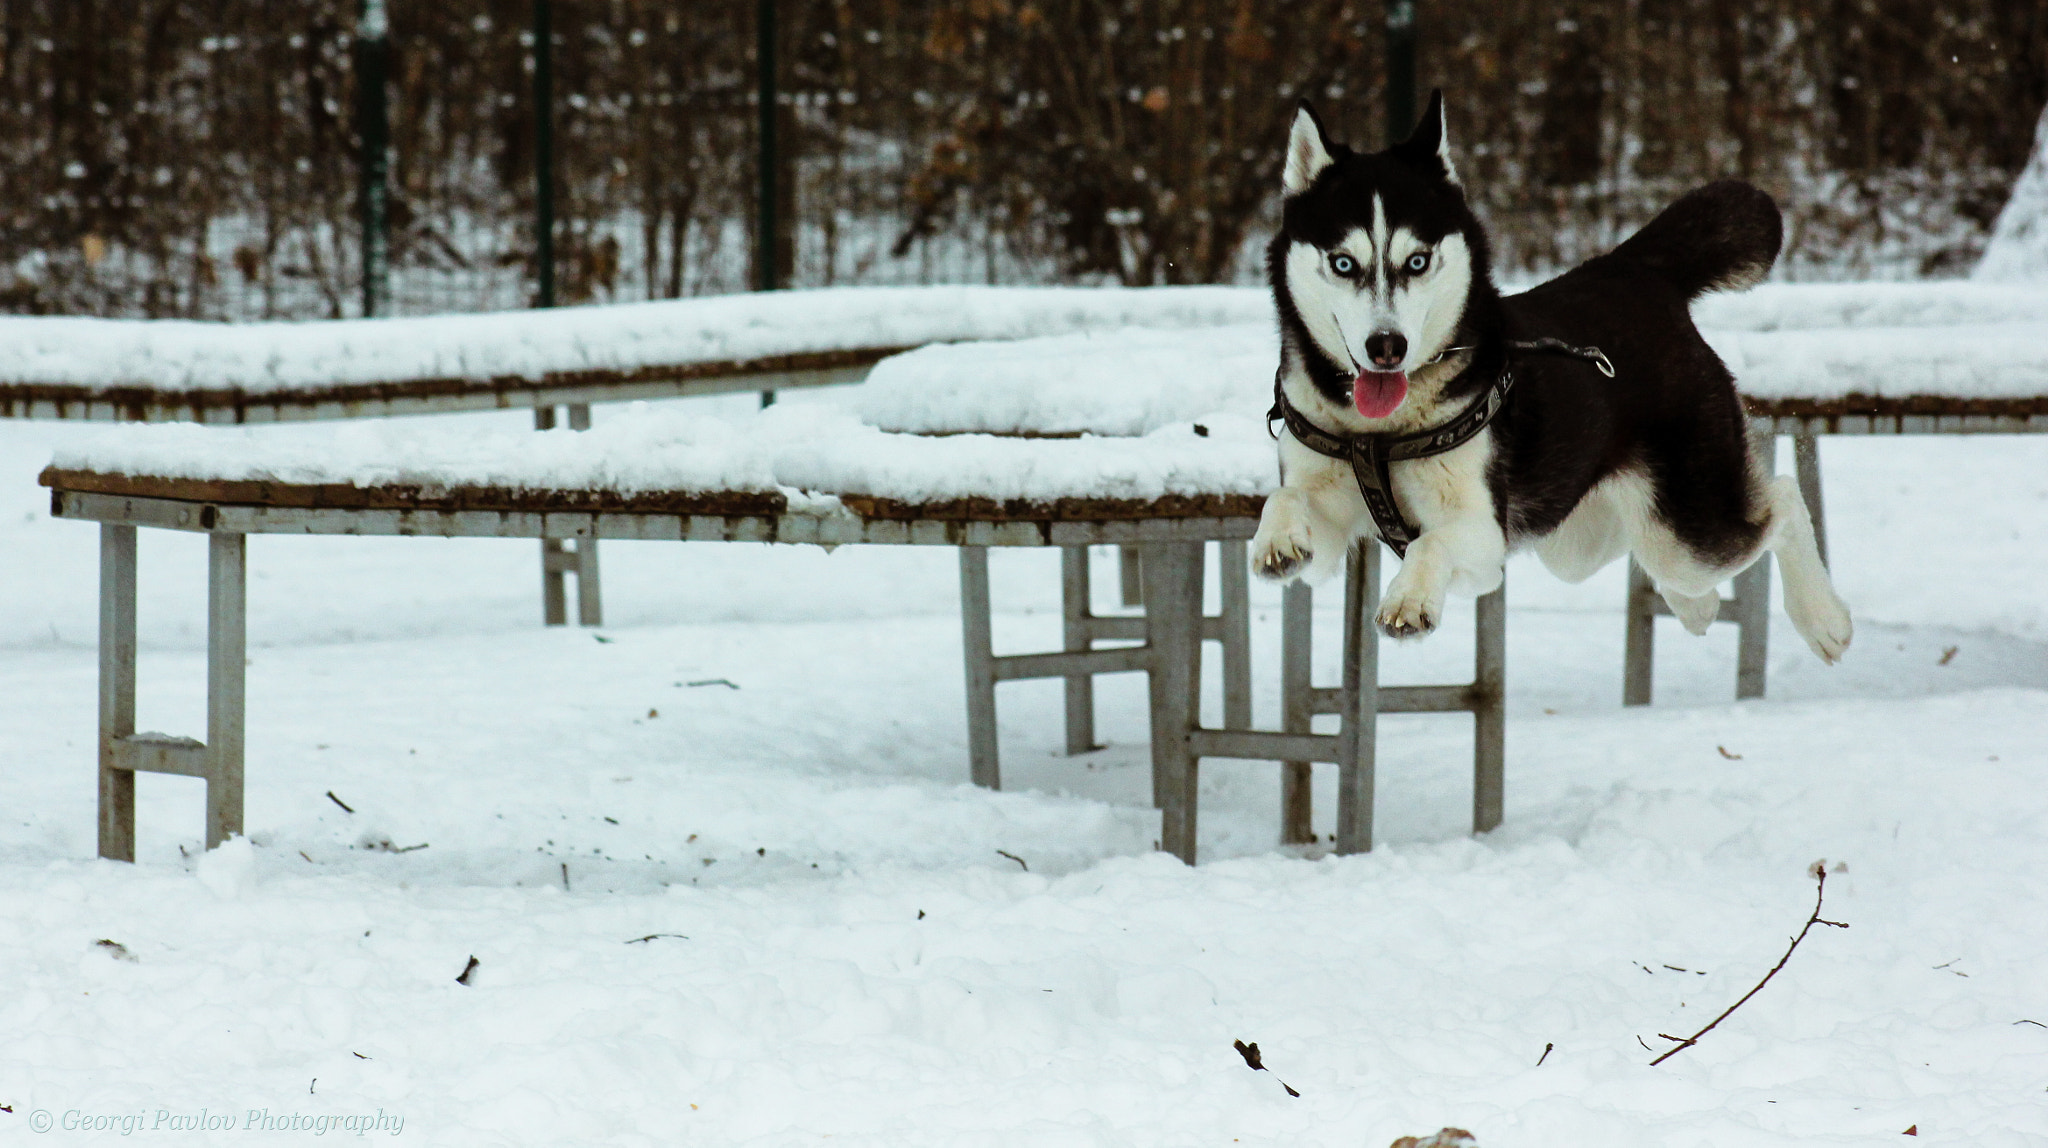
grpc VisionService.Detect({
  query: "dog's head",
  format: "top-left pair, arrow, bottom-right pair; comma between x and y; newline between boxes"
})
1269,90 -> 1488,422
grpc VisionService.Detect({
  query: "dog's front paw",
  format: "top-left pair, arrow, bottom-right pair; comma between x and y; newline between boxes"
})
1375,588 -> 1439,639
1250,522 -> 1313,582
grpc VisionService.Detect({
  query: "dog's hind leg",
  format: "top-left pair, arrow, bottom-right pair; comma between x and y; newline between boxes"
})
1534,475 -> 1634,584
1622,464 -> 1852,662
1762,475 -> 1852,663
1608,470 -> 1743,637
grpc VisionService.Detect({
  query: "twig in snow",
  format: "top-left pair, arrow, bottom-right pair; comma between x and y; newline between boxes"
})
624,934 -> 689,944
1649,867 -> 1848,1066
561,862 -> 570,891
2015,1019 -> 2048,1029
326,790 -> 354,814
309,1079 -> 316,1095
996,849 -> 1029,871
352,1052 -> 370,1059
686,678 -> 740,690
455,955 -> 479,985
1636,1035 -> 1654,1051
1536,1042 -> 1553,1066
1937,645 -> 1958,666
1716,745 -> 1743,760
1232,1040 -> 1300,1097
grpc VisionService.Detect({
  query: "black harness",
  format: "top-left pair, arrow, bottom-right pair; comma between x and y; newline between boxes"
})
1267,338 -> 1614,557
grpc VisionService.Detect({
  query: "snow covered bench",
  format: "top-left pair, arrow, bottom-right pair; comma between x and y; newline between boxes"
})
0,284 -> 1267,628
0,285 -> 1268,423
44,406 -> 1506,865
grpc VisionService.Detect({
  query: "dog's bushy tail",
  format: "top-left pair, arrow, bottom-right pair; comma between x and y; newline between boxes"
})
1605,180 -> 1782,299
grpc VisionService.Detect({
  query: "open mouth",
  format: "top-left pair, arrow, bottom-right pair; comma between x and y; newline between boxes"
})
1351,369 -> 1408,419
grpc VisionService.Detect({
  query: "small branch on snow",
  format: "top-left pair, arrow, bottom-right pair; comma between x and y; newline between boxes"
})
1649,867 -> 1848,1066
2015,1019 -> 2048,1029
1536,1042 -> 1553,1066
686,678 -> 740,690
326,790 -> 354,814
996,849 -> 1029,871
625,933 -> 689,944
455,955 -> 480,986
1232,1039 -> 1300,1097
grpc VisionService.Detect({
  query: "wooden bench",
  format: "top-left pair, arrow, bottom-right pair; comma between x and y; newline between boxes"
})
40,401 -> 1508,864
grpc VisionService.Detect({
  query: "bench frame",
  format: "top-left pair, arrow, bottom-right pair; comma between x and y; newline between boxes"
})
57,484 -> 1267,863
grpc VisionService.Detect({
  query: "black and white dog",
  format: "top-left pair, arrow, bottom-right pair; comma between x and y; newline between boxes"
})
1250,92 -> 1852,663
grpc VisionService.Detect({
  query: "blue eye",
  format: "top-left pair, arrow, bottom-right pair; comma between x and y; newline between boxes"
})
1329,253 -> 1357,276
1406,251 -> 1430,273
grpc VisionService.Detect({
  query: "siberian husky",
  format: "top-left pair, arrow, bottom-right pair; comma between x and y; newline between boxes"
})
1250,91 -> 1852,663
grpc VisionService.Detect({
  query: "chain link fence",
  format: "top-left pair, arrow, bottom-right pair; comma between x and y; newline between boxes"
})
0,1 -> 2041,322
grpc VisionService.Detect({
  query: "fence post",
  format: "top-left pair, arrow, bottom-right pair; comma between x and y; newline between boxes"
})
1385,0 -> 1417,144
533,0 -> 555,311
755,0 -> 779,407
355,0 -> 390,317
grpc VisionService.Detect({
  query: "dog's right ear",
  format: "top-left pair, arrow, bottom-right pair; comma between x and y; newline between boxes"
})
1283,100 -> 1335,196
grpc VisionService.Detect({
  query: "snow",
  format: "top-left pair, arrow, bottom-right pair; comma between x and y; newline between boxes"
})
1706,322 -> 2048,402
0,285 -> 1266,393
50,402 -> 1276,507
47,412 -> 780,496
850,324 -> 1280,436
5,306 -> 2048,1144
1693,281 -> 2048,329
1974,104 -> 2048,283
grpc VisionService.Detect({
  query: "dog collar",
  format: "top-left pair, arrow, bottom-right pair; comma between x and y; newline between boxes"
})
1266,338 -> 1612,557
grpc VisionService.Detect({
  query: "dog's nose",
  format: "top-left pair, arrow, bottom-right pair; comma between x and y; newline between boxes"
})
1364,331 -> 1407,370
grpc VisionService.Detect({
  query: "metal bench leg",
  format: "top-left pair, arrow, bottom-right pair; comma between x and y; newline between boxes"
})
207,533 -> 247,850
572,535 -> 603,627
1118,545 -> 1143,607
1473,583 -> 1506,834
536,405 -> 603,626
1279,580 -> 1315,844
566,405 -> 602,626
1623,557 -> 1656,707
99,525 -> 138,862
1060,547 -> 1097,755
1142,540 -> 1203,864
1733,428 -> 1776,700
959,546 -> 1000,789
1334,543 -> 1379,855
1794,433 -> 1828,567
1734,553 -> 1772,700
1219,540 -> 1252,732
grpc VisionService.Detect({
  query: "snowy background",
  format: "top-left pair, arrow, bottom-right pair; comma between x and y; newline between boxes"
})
3,363 -> 2047,1142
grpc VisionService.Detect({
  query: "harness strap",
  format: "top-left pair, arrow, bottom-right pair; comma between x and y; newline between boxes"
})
1266,337 -> 1612,557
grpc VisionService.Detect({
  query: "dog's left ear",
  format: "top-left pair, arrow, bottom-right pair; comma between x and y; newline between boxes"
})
1283,100 -> 1337,196
1395,89 -> 1460,187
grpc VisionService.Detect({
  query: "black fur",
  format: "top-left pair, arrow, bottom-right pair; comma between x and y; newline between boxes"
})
1271,96 -> 1782,568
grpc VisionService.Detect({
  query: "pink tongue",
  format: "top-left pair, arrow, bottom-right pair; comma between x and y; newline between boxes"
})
1353,370 -> 1408,419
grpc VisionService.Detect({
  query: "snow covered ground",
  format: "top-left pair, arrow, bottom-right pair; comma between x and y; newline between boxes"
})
3,393 -> 2047,1144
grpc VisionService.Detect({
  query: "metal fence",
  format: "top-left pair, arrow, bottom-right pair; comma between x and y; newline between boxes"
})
0,1 -> 2040,322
